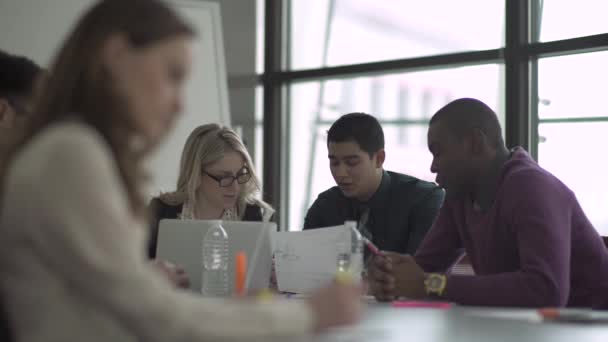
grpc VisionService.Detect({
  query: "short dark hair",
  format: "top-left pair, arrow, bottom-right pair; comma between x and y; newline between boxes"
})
0,50 -> 42,98
327,112 -> 384,157
430,98 -> 504,148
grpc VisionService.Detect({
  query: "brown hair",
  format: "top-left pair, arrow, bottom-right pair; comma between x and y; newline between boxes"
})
3,0 -> 195,216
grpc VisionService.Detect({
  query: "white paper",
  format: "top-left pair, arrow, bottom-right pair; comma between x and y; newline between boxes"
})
273,225 -> 362,293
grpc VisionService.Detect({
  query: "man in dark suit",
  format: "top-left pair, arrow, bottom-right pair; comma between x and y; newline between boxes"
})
304,113 -> 444,255
0,50 -> 43,342
0,50 -> 42,132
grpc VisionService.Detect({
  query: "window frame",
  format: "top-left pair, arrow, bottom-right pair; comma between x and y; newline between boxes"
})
260,0 -> 608,230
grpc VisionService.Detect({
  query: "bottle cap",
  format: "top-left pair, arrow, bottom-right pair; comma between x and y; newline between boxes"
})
256,288 -> 275,302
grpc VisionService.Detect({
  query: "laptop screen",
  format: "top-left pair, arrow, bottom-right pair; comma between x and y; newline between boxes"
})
156,219 -> 274,295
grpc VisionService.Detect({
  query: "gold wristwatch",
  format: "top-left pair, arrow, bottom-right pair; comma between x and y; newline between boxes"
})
424,273 -> 447,297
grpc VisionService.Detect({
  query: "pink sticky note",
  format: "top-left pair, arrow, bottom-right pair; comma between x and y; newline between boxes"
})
391,301 -> 452,309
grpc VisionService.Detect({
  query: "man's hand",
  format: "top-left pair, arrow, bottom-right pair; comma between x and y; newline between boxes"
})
384,252 -> 426,299
152,259 -> 191,289
367,254 -> 397,302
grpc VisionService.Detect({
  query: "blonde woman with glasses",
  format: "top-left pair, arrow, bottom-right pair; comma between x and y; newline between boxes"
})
148,124 -> 274,258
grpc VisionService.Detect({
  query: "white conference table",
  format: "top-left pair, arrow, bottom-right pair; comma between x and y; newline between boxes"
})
289,303 -> 608,342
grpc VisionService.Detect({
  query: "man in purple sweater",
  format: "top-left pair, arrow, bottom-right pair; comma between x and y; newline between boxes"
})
368,98 -> 608,308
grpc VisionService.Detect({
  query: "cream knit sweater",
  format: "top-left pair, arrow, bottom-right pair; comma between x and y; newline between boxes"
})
0,121 -> 312,342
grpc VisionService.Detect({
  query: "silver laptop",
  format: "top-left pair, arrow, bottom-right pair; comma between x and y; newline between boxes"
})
156,219 -> 275,295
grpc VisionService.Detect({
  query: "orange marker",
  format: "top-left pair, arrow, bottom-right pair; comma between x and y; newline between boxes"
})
235,251 -> 247,296
538,308 -> 560,320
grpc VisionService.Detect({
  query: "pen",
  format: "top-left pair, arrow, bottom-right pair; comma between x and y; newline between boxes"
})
392,300 -> 452,309
538,308 -> 608,323
362,237 -> 383,256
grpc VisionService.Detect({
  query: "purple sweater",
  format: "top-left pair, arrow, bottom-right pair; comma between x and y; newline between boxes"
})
414,148 -> 608,308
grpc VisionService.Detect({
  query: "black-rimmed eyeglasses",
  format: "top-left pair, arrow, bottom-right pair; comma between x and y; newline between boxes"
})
204,168 -> 252,187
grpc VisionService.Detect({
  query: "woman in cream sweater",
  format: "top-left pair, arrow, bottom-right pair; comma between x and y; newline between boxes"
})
0,1 -> 362,341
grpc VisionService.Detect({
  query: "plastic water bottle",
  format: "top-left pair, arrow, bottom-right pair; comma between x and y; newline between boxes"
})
201,221 -> 229,297
336,250 -> 351,273
336,221 -> 363,281
347,221 -> 364,280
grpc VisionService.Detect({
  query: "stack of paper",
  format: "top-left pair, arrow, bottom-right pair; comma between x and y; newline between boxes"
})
272,225 -> 362,293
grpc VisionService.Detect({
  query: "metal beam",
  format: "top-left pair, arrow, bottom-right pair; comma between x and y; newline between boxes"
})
316,118 -> 429,126
262,0 -> 284,225
504,0 -> 530,150
528,0 -> 542,159
526,34 -> 608,58
263,49 -> 502,83
539,117 -> 608,124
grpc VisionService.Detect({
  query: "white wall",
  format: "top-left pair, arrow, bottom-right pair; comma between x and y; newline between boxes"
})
149,0 -> 231,195
206,0 -> 257,150
0,0 -> 92,66
0,0 -> 231,196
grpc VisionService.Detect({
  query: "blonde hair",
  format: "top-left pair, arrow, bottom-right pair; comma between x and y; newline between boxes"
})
159,124 -> 273,220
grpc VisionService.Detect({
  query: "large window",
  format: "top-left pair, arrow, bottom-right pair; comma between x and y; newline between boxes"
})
290,0 -> 505,70
260,0 -> 608,234
539,1 -> 608,42
288,65 -> 503,229
536,51 -> 608,235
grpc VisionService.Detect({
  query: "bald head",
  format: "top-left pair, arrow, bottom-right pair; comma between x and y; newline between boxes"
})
430,98 -> 504,148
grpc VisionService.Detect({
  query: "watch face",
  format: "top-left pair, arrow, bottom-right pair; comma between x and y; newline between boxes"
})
429,276 -> 442,289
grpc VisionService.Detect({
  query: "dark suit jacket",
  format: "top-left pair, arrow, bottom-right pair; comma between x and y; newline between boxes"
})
147,198 -> 265,258
303,170 -> 444,255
